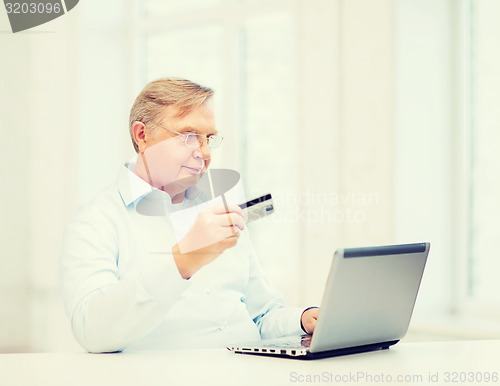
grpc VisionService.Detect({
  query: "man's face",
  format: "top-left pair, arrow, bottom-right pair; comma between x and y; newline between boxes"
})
139,101 -> 216,197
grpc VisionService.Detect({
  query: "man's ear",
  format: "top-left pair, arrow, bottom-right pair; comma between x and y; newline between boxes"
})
132,121 -> 147,152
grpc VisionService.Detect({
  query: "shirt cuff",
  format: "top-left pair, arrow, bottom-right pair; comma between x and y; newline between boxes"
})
285,307 -> 309,337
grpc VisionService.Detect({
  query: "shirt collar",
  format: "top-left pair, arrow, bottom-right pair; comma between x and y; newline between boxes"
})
116,155 -> 201,207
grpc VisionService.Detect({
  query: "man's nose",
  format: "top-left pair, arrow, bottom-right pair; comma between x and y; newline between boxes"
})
196,140 -> 211,160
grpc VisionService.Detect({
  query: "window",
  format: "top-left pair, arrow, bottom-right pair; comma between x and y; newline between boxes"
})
137,0 -> 301,303
466,0 -> 500,307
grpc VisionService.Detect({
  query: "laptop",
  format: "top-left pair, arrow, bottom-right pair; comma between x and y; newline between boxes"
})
227,242 -> 430,359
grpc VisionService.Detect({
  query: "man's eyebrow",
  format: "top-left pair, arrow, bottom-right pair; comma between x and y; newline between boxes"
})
177,126 -> 196,133
178,126 -> 218,136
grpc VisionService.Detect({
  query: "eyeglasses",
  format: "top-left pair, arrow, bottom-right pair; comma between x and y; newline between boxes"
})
154,122 -> 223,149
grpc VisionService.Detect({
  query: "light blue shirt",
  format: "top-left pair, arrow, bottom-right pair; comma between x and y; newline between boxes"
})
60,162 -> 304,353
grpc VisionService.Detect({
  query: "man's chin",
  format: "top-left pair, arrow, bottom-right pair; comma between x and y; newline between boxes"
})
162,174 -> 200,192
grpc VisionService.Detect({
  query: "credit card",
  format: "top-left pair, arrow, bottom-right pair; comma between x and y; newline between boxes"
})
238,193 -> 274,223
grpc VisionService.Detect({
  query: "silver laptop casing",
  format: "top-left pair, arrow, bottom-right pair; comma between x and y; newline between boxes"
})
228,242 -> 430,359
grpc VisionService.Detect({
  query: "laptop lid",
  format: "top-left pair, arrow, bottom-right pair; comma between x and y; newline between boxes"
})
309,242 -> 430,353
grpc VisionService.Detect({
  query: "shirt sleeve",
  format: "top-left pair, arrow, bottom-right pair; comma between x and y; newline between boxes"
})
239,231 -> 305,340
59,200 -> 190,353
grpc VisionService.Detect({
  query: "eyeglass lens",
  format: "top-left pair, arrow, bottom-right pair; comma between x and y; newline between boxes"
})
185,133 -> 221,149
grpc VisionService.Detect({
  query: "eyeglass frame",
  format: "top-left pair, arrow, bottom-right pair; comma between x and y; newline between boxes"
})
153,122 -> 223,149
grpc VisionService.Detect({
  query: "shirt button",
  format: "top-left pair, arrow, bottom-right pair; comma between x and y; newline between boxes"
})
219,325 -> 225,332
204,288 -> 210,294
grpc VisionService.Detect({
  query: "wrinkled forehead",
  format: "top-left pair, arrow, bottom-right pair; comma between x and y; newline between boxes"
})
157,102 -> 217,135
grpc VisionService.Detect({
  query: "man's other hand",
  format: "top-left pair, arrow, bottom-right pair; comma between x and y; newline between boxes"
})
301,307 -> 319,334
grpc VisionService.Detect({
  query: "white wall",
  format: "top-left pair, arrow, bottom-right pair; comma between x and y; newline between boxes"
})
299,0 -> 395,304
394,0 -> 454,319
0,12 -> 32,352
0,8 -> 80,351
76,0 -> 136,204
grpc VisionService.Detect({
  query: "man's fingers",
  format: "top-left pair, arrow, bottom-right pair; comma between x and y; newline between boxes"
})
225,212 -> 245,230
304,317 -> 317,334
222,226 -> 241,239
309,318 -> 317,333
212,203 -> 244,218
217,233 -> 239,250
213,211 -> 245,230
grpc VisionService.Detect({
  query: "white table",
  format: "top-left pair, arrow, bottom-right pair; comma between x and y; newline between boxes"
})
1,340 -> 499,386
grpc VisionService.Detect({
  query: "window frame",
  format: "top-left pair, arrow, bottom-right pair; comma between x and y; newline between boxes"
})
454,0 -> 500,320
